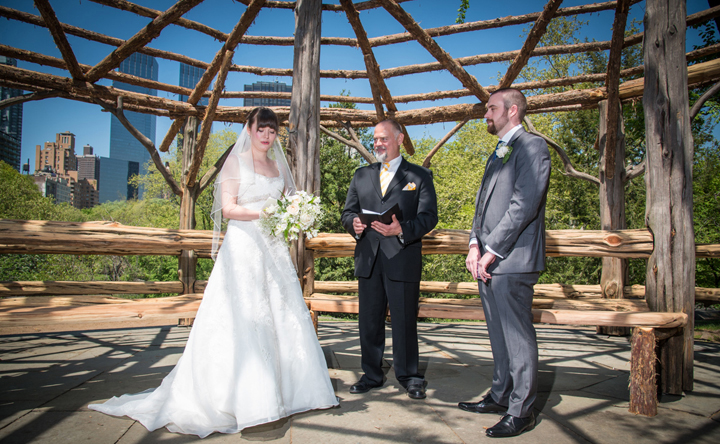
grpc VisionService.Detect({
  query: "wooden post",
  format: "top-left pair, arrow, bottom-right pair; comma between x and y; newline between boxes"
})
643,0 -> 695,393
288,0 -> 322,291
178,116 -> 200,294
629,327 -> 658,416
598,100 -> 629,336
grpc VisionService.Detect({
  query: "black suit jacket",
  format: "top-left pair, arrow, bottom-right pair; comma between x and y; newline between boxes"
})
342,158 -> 438,282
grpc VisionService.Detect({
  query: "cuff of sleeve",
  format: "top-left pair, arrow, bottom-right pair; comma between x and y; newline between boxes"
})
469,238 -> 478,246
485,245 -> 504,259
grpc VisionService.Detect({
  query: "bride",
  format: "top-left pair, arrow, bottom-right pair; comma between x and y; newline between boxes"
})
89,107 -> 339,437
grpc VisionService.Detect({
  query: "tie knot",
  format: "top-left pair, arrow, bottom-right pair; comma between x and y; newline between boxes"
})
382,162 -> 390,170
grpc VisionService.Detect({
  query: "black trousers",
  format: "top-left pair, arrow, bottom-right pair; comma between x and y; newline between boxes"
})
358,252 -> 423,388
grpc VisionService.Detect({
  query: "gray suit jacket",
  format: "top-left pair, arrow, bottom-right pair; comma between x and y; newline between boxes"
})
471,128 -> 551,274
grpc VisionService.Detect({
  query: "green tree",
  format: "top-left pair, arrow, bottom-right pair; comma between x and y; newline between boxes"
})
131,127 -> 239,231
314,97 -> 368,284
0,161 -> 94,281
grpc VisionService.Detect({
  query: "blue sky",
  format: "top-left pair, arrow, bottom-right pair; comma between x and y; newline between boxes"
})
0,0 -> 715,169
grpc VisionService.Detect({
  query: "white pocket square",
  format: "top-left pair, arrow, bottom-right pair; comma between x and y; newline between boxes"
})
402,182 -> 416,191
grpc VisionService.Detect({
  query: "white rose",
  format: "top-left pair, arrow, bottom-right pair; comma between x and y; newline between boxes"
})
287,203 -> 300,215
300,212 -> 314,226
496,143 -> 509,158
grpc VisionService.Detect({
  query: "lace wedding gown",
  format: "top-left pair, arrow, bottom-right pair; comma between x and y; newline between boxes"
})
89,174 -> 338,438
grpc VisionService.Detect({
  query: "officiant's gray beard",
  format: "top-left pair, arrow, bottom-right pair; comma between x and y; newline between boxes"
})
376,152 -> 387,163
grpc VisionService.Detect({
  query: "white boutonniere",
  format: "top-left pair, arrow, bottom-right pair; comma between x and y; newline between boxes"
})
496,142 -> 513,164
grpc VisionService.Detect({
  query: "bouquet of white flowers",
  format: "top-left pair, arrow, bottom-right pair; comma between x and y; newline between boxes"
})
259,191 -> 322,244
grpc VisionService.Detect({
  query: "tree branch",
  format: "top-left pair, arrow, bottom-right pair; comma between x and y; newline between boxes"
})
93,96 -> 183,197
320,123 -> 376,163
690,79 -> 720,121
422,118 -> 469,168
524,116 -> 601,186
199,143 -> 235,192
624,158 -> 645,182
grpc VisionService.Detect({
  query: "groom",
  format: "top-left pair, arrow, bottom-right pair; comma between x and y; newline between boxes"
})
342,119 -> 438,400
459,88 -> 551,438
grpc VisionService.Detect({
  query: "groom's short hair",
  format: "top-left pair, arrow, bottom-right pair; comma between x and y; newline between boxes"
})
491,88 -> 527,121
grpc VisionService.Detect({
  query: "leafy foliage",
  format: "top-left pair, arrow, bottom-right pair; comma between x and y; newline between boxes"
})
455,0 -> 470,24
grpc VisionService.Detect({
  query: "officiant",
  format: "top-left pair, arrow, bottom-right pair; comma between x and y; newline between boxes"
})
341,119 -> 438,400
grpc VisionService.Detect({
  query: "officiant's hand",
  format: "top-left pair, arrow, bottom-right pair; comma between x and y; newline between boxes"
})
352,217 -> 367,236
371,214 -> 402,237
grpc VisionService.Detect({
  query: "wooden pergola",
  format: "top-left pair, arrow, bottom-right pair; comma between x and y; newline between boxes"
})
1,0 -> 718,412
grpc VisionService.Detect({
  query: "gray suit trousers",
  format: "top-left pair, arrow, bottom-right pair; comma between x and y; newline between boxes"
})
479,272 -> 539,418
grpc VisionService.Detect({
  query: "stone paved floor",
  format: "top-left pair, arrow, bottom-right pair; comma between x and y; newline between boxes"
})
1,322 -> 719,443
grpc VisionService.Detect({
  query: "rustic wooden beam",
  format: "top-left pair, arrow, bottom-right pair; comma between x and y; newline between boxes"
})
187,50 -> 234,188
0,295 -> 204,335
379,0 -> 490,102
4,58 -> 719,128
4,3 -> 716,85
604,0 -> 631,180
422,118 -> 469,168
629,327 -> 658,416
0,281 -> 184,296
0,90 -> 61,110
288,0 -> 323,286
234,0 -> 412,11
84,0 -> 204,83
89,0 -> 229,42
340,0 -> 387,119
598,99 -> 629,336
33,0 -> 85,81
0,5 -> 211,70
340,0 -> 414,154
643,0 -> 694,394
369,1 -> 642,47
500,0 -> 563,89
305,228 -> 656,258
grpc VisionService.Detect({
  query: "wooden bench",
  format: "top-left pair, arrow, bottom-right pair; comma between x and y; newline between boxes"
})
304,289 -> 685,418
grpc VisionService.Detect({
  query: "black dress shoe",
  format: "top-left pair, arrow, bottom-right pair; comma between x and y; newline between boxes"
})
406,381 -> 427,399
349,380 -> 382,394
458,394 -> 508,414
486,413 -> 536,438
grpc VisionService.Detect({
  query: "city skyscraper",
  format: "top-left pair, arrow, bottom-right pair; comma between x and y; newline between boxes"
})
99,158 -> 139,203
35,131 -> 77,175
0,56 -> 23,171
243,81 -> 292,107
105,53 -> 158,201
179,63 -> 209,106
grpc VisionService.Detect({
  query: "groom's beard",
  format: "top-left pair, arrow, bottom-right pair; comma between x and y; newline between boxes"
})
376,152 -> 387,163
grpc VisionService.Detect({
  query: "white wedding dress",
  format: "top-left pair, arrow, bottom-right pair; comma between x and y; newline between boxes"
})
89,173 -> 338,438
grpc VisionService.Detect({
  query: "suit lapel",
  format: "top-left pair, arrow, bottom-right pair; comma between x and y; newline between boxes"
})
371,162 -> 383,197
477,129 -> 525,213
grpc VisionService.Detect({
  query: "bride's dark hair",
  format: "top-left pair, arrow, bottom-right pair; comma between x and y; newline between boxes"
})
246,107 -> 279,132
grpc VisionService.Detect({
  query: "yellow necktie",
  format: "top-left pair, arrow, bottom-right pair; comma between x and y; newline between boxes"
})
380,162 -> 391,196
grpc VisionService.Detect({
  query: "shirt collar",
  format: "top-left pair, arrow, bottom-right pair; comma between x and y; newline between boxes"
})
500,124 -> 523,144
382,155 -> 403,173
